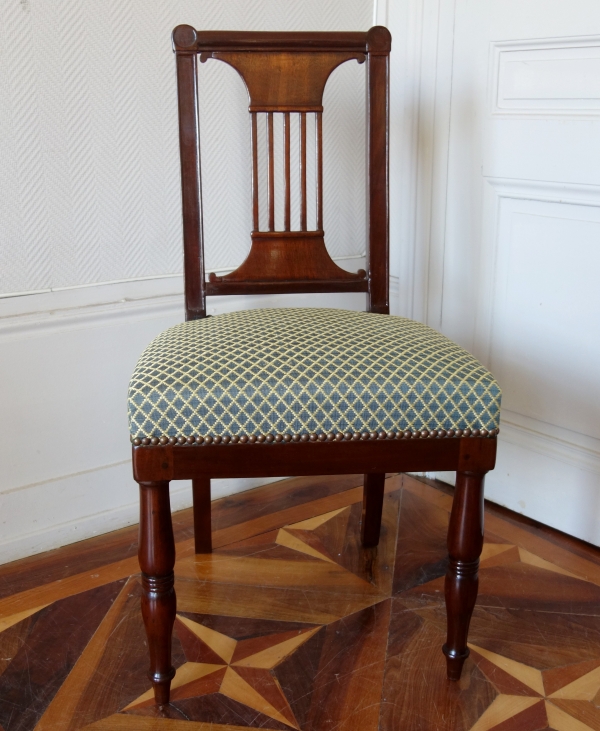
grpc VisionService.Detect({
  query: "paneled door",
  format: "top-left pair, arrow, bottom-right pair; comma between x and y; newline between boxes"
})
424,0 -> 600,544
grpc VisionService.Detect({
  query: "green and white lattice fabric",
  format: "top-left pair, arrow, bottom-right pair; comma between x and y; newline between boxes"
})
128,308 -> 501,439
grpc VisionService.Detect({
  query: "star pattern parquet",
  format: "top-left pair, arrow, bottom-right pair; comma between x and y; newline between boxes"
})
0,473 -> 600,730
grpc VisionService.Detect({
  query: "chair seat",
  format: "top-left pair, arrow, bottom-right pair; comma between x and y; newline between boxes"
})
128,307 -> 501,441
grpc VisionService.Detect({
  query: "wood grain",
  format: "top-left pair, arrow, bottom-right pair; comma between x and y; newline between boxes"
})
209,231 -> 366,288
0,614 -> 35,679
192,477 -> 212,554
175,49 -> 205,320
32,579 -> 132,731
303,600 -> 391,731
175,577 -> 385,624
470,696 -> 545,731
210,51 -> 364,110
393,486 -> 449,594
547,699 -> 600,730
0,475 -> 378,620
316,111 -> 323,230
406,476 -> 600,588
133,437 -> 496,482
0,474 -> 362,600
544,658 -> 600,697
381,598 -> 495,731
176,554 -> 380,594
174,28 -> 374,54
2,475 -> 600,729
85,716 -> 275,730
416,601 -> 600,674
53,580 -> 184,728
173,26 -> 389,297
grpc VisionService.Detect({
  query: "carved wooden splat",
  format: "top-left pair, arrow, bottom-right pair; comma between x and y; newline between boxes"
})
200,50 -> 367,291
204,51 -> 365,111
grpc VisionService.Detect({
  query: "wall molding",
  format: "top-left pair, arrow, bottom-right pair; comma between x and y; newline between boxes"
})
373,0 -> 389,26
493,34 -> 600,51
475,176 -> 600,364
500,409 -> 600,476
0,255 -> 383,341
490,35 -> 600,117
0,254 -> 369,302
475,179 -> 600,484
0,465 -> 281,565
0,465 -> 191,565
386,0 -> 457,324
0,459 -> 130,497
0,293 -> 185,342
485,176 -> 600,207
434,412 -> 600,487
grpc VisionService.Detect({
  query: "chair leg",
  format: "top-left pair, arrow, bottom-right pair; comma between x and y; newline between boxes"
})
443,470 -> 486,680
361,472 -> 386,547
138,481 -> 176,707
192,477 -> 212,553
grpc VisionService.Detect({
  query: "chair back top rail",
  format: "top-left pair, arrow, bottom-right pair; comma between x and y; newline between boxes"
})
172,25 -> 391,320
172,28 -> 390,54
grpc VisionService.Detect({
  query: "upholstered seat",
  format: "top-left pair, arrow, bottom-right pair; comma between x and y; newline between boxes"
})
128,307 -> 501,442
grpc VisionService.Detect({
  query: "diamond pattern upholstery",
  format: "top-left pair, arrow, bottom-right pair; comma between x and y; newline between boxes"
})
127,308 -> 501,439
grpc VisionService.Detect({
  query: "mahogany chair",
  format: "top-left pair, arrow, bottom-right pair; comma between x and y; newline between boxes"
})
128,24 -> 501,707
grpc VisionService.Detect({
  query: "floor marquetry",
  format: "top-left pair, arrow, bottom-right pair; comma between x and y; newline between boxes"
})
0,473 -> 599,730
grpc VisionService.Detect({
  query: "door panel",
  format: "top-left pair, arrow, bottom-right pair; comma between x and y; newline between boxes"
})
426,0 -> 600,543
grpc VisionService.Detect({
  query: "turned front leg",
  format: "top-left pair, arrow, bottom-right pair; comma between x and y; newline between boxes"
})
443,470 -> 486,680
138,481 -> 176,707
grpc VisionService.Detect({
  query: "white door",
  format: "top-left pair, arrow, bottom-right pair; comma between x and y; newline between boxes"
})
389,0 -> 600,544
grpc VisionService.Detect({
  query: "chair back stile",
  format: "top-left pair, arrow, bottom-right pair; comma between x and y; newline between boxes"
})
171,25 -> 391,320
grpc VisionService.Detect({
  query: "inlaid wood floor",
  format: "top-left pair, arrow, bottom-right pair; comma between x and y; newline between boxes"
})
1,474 -> 600,731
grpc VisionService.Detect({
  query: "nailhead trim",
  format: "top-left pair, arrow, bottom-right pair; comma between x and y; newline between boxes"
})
132,427 -> 499,447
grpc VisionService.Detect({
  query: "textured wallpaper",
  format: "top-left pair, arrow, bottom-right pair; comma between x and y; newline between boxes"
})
0,0 -> 372,296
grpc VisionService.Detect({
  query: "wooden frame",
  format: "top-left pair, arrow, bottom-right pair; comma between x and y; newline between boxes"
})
173,25 -> 389,314
133,24 -> 498,707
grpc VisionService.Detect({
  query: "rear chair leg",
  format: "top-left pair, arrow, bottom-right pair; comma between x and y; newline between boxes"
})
138,481 -> 176,707
193,477 -> 212,553
443,470 -> 486,680
361,473 -> 386,547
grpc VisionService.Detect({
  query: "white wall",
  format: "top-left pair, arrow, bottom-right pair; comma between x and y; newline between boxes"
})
386,0 -> 600,546
0,0 -> 382,563
0,0 -> 372,296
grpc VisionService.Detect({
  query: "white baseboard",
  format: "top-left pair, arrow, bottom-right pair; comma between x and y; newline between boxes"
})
499,410 -> 600,476
0,455 -> 282,565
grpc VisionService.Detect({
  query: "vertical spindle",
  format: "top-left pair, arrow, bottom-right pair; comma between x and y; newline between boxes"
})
316,112 -> 323,231
284,112 -> 291,231
300,112 -> 307,231
267,112 -> 274,232
251,112 -> 259,231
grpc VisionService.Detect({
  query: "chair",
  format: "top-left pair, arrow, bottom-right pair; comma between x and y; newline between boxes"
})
128,24 -> 501,707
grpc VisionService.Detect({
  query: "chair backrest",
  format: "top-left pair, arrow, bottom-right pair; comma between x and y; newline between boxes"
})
172,25 -> 391,320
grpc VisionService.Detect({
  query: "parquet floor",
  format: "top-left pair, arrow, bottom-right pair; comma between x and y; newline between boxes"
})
1,474 -> 600,730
